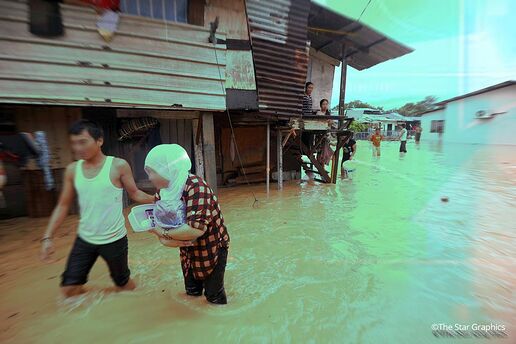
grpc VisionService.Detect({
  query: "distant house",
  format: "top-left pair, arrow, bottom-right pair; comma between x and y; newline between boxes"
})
348,108 -> 415,136
419,81 -> 516,145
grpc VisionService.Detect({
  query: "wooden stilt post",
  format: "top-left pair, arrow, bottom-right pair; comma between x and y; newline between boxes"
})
192,117 -> 205,179
277,129 -> 283,190
202,112 -> 217,194
266,120 -> 270,197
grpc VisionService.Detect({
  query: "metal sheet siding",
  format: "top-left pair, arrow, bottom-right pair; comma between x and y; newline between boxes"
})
246,0 -> 310,117
0,0 -> 227,110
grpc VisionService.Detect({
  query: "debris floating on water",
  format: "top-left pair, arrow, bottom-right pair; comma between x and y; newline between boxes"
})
441,196 -> 449,202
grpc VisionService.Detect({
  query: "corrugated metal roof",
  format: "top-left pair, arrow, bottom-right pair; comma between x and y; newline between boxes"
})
308,2 -> 413,70
0,0 -> 227,110
246,0 -> 311,118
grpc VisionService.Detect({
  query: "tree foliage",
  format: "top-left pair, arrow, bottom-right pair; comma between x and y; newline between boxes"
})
331,96 -> 438,117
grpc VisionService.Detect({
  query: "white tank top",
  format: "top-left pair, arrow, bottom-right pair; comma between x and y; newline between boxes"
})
74,156 -> 126,245
400,128 -> 407,141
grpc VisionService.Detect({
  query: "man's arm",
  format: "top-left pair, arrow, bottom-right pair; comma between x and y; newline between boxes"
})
43,163 -> 75,240
117,159 -> 154,204
40,163 -> 76,261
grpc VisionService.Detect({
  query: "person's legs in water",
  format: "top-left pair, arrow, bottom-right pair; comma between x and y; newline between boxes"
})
98,236 -> 135,291
60,236 -> 99,298
203,247 -> 228,304
340,158 -> 350,178
183,269 -> 204,297
399,141 -> 407,154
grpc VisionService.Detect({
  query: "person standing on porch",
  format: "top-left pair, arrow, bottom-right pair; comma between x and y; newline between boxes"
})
316,98 -> 331,116
302,82 -> 314,117
40,119 -> 154,298
301,82 -> 315,177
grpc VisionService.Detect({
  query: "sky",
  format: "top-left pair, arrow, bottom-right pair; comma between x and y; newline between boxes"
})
314,0 -> 516,109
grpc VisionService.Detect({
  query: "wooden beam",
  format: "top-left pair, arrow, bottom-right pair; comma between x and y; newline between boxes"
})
192,118 -> 205,179
299,141 -> 331,183
312,24 -> 363,53
202,112 -> 217,193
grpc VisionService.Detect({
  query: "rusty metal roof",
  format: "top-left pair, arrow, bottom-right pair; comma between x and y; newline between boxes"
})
308,2 -> 413,71
246,0 -> 311,118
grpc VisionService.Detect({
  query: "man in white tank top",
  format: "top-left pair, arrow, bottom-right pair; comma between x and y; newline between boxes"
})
398,124 -> 408,155
40,120 -> 154,298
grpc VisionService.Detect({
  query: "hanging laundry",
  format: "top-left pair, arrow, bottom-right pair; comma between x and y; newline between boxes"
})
96,9 -> 120,42
81,0 -> 121,41
0,133 -> 40,166
34,131 -> 55,191
83,0 -> 120,11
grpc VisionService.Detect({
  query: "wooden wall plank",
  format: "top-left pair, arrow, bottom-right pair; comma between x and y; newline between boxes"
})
0,80 -> 226,110
0,60 -> 225,95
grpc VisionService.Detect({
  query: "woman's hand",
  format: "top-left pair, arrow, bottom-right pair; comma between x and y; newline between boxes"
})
149,229 -> 194,248
158,236 -> 195,248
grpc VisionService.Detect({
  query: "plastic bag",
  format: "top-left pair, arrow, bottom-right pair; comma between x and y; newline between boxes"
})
154,199 -> 187,230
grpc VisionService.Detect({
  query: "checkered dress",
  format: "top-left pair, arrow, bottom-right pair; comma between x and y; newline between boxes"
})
180,175 -> 230,280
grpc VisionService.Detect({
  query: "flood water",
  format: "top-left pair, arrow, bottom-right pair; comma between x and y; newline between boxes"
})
1,141 -> 515,343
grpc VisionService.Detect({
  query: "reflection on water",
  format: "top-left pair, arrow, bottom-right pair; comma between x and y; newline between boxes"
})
1,141 -> 515,343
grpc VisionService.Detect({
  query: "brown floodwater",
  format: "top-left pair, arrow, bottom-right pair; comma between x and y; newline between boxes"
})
1,141 -> 515,343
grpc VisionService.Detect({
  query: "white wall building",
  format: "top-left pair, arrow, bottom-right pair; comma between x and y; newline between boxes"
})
419,81 -> 516,145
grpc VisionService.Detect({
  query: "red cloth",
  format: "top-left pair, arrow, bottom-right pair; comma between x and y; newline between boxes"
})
82,0 -> 120,10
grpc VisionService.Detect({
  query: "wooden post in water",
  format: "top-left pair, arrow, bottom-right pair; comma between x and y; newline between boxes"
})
192,117 -> 204,179
277,128 -> 283,190
338,44 -> 348,129
266,120 -> 270,197
202,112 -> 217,194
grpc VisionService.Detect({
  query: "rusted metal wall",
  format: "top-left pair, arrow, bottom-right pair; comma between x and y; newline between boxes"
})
246,0 -> 310,118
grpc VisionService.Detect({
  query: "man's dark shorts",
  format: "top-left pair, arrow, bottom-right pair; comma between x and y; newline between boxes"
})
399,140 -> 407,153
61,236 -> 130,287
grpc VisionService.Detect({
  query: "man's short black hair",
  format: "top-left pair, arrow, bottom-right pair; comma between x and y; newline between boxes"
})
305,82 -> 314,91
69,119 -> 103,140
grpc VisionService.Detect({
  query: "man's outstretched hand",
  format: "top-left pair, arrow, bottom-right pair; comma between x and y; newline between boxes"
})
40,239 -> 55,263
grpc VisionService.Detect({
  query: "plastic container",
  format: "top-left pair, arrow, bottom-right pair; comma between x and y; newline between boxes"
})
128,204 -> 156,232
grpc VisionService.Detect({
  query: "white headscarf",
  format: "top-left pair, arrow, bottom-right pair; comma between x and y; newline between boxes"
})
144,144 -> 191,201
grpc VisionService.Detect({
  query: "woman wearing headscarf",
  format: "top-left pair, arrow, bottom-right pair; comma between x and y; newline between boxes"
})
144,144 -> 230,305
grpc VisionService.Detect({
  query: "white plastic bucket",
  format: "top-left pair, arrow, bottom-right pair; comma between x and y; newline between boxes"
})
128,204 -> 156,232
